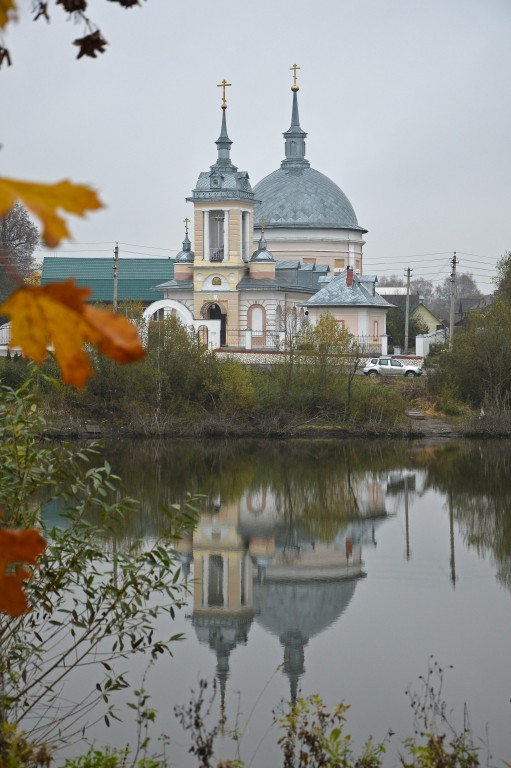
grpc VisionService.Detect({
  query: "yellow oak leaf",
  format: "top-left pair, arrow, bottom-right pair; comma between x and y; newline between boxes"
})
0,0 -> 16,29
0,280 -> 146,387
0,527 -> 46,617
0,176 -> 103,247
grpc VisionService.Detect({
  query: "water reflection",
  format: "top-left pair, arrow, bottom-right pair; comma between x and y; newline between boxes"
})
44,438 -> 511,765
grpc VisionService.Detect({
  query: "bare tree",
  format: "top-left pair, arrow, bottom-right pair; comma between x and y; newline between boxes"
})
0,202 -> 39,309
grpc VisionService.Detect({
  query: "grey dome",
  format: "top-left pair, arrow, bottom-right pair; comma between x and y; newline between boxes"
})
253,166 -> 365,231
250,233 -> 275,262
175,233 -> 194,263
253,87 -> 366,232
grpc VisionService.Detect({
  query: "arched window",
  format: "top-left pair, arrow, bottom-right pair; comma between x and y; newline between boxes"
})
275,305 -> 283,332
248,304 -> 266,347
198,325 -> 209,346
292,306 -> 298,333
212,276 -> 221,286
248,304 -> 265,332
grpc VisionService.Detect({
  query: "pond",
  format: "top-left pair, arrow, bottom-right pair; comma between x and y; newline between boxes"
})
52,438 -> 511,766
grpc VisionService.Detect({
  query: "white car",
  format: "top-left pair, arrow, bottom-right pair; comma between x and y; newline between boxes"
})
363,356 -> 423,377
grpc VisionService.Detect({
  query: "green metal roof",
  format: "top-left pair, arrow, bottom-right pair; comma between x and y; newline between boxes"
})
41,257 -> 174,302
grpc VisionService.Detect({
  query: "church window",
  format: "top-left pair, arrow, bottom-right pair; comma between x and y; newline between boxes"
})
212,277 -> 221,286
198,325 -> 208,346
248,304 -> 265,333
292,306 -> 298,333
209,210 -> 225,261
290,140 -> 297,156
275,305 -> 283,332
334,258 -> 345,270
207,555 -> 224,607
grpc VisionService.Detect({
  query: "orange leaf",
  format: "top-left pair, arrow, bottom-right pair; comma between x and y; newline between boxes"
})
0,176 -> 103,247
0,280 -> 146,387
0,0 -> 17,29
0,528 -> 46,617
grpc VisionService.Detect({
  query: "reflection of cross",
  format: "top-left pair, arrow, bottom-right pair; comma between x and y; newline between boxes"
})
184,217 -> 190,235
290,63 -> 300,91
217,79 -> 231,109
259,216 -> 266,234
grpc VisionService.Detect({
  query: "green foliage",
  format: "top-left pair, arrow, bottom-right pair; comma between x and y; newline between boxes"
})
495,251 -> 511,303
402,658 -> 480,768
0,379 -> 194,755
277,694 -> 386,768
62,746 -> 164,768
436,299 -> 511,408
0,722 -> 51,768
2,315 -> 426,434
386,307 -> 429,351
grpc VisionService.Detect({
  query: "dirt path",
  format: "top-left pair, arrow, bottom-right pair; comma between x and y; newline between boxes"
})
407,415 -> 460,439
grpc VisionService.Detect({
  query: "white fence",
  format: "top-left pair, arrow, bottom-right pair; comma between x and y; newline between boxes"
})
415,329 -> 447,358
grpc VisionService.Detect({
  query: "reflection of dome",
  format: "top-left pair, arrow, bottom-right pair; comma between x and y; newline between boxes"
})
255,578 -> 359,702
254,578 -> 358,640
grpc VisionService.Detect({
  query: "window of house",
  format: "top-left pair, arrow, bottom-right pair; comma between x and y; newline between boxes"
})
373,320 -> 379,340
334,258 -> 345,270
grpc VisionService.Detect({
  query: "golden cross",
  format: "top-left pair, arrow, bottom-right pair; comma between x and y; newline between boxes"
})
184,217 -> 190,235
259,216 -> 266,234
217,79 -> 232,109
290,63 -> 300,91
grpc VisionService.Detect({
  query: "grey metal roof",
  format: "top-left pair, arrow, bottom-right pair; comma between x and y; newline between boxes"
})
253,166 -> 365,231
237,260 -> 327,294
189,107 -> 255,203
175,233 -> 195,263
250,234 -> 275,262
154,279 -> 193,291
253,88 -> 366,232
305,270 -> 393,308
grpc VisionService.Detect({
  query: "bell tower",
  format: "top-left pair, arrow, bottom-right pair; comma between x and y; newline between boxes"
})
186,81 -> 257,334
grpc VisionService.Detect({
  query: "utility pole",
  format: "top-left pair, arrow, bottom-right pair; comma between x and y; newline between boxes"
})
404,267 -> 412,354
449,251 -> 457,351
113,242 -> 119,311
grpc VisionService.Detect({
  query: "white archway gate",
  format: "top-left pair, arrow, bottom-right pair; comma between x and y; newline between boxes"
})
142,299 -> 221,349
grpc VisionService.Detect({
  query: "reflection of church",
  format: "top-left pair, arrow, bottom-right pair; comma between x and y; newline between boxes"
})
176,475 -> 390,710
143,69 -> 391,350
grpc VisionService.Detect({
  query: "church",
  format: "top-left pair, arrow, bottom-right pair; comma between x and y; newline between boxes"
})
143,69 -> 392,352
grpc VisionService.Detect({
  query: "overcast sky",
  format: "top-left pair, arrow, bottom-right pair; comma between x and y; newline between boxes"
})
2,0 -> 510,293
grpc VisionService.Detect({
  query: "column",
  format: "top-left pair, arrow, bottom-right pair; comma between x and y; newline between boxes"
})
223,210 -> 229,261
242,212 -> 250,262
239,210 -> 244,260
203,210 -> 210,261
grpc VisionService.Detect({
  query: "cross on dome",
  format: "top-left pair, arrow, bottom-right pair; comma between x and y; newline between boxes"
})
217,79 -> 231,109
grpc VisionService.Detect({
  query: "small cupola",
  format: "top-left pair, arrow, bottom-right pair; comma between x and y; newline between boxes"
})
249,233 -> 276,280
174,222 -> 194,281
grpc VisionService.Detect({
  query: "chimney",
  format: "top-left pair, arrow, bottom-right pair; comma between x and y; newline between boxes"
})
346,266 -> 354,287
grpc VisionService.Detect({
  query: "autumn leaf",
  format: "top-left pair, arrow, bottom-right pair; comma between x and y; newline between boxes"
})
0,280 -> 146,387
0,528 -> 46,617
0,0 -> 17,29
0,176 -> 103,247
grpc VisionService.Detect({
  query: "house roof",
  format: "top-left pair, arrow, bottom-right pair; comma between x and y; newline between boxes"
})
305,269 -> 394,308
41,257 -> 174,302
